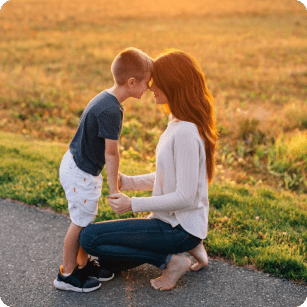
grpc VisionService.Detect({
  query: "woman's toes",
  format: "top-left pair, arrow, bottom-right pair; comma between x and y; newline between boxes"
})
151,282 -> 159,290
151,277 -> 172,290
150,279 -> 156,287
150,278 -> 162,289
190,262 -> 203,271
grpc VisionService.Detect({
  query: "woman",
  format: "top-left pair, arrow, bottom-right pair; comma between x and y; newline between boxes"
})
79,49 -> 218,291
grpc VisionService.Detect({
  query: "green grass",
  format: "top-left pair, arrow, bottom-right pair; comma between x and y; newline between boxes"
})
208,185 -> 307,281
0,131 -> 153,218
1,131 -> 307,283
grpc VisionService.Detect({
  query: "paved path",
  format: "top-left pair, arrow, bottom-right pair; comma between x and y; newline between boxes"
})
0,198 -> 306,307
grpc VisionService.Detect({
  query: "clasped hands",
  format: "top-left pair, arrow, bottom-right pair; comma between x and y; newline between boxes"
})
108,173 -> 132,214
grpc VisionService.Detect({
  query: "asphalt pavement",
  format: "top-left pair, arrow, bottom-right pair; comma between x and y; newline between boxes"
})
1,198 -> 306,307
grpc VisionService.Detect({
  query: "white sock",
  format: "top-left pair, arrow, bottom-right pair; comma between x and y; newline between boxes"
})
62,272 -> 71,277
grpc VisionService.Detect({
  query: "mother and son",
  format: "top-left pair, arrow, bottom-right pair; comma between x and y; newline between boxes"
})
53,47 -> 218,292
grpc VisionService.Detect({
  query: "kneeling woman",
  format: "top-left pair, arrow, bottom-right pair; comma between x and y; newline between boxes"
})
79,49 -> 218,291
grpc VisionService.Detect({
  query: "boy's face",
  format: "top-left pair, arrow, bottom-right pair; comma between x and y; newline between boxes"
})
130,71 -> 152,99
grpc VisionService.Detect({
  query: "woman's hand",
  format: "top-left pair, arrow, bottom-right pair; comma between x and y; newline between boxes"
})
108,193 -> 132,214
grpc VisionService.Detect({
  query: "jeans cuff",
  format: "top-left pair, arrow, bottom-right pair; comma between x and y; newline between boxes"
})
159,254 -> 172,270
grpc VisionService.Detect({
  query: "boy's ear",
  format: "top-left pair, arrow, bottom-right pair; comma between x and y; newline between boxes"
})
127,77 -> 137,88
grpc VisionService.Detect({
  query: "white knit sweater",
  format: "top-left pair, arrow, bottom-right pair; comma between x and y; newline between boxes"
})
120,119 -> 209,239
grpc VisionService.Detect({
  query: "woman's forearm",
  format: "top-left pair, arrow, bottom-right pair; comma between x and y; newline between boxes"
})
131,190 -> 194,213
120,172 -> 156,191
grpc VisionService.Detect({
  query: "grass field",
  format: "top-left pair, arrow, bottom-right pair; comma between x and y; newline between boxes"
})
0,0 -> 307,283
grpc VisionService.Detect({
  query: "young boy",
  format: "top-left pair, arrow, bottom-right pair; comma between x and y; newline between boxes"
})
53,47 -> 153,292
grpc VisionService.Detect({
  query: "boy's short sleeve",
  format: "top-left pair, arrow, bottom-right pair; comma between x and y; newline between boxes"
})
97,107 -> 122,140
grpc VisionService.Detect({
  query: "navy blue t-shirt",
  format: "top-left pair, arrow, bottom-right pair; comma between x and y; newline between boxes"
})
69,91 -> 124,176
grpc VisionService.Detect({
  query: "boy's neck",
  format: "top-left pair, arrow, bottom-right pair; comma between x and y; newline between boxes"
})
106,85 -> 130,104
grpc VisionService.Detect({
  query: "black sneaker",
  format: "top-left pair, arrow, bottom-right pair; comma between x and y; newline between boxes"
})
78,258 -> 115,282
97,269 -> 115,282
53,265 -> 101,292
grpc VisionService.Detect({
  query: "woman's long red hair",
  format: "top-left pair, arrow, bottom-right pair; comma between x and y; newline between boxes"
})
153,49 -> 218,184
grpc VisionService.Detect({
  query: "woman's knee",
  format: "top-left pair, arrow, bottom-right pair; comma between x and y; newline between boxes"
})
79,224 -> 95,252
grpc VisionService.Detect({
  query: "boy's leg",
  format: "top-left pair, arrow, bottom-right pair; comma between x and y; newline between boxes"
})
62,222 -> 84,274
55,151 -> 101,291
76,246 -> 89,269
55,220 -> 101,292
59,150 -> 103,274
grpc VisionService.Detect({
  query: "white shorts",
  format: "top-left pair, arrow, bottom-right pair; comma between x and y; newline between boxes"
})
59,150 -> 103,227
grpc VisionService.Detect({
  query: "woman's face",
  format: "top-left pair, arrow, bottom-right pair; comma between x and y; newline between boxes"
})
150,81 -> 169,105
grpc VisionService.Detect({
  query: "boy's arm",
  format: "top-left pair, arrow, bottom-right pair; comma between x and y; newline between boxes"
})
105,138 -> 120,195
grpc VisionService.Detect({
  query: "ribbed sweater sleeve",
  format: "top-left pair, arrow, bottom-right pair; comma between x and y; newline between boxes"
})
131,127 -> 200,213
120,172 -> 156,191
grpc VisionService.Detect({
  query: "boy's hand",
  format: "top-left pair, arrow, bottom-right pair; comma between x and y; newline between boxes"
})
108,193 -> 131,214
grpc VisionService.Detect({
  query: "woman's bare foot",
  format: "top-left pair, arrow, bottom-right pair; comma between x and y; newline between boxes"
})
188,242 -> 209,271
150,254 -> 191,291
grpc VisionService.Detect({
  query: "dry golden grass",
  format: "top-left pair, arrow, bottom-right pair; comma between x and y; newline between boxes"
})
1,0 -> 307,189
1,0 -> 305,33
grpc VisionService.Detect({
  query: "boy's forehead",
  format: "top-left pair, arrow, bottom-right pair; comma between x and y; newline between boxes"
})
145,71 -> 152,82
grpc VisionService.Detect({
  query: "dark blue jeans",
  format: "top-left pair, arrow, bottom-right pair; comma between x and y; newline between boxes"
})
79,218 -> 201,272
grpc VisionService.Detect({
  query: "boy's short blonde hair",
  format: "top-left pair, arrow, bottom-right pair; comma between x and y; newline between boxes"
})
111,47 -> 153,85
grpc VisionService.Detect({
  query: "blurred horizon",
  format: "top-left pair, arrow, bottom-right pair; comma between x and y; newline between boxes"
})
1,0 -> 306,29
